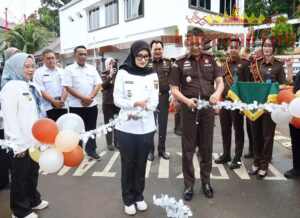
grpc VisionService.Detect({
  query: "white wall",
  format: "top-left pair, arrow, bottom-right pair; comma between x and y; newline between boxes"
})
59,0 -> 246,54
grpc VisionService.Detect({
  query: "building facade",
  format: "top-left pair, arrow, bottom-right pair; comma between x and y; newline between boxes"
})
59,0 -> 247,67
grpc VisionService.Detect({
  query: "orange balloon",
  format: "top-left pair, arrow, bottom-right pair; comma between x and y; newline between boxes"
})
277,88 -> 295,104
63,146 -> 84,167
32,118 -> 59,144
291,117 -> 300,129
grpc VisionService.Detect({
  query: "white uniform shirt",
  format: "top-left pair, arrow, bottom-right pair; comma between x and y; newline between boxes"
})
62,63 -> 102,108
0,80 -> 39,154
33,65 -> 66,112
113,69 -> 159,135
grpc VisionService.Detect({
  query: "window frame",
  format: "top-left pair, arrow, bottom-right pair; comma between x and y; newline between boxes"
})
124,0 -> 145,22
87,0 -> 119,32
219,0 -> 236,15
189,0 -> 211,11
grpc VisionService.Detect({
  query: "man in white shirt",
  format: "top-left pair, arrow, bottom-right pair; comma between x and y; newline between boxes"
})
62,45 -> 102,160
33,49 -> 68,121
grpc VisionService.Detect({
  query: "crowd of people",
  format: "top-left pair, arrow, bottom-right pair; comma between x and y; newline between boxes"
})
0,27 -> 299,217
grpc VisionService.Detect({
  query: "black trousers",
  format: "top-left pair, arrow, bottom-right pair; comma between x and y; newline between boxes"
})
102,104 -> 119,147
10,150 -> 41,218
0,129 -> 10,190
46,108 -> 68,121
289,124 -> 300,171
181,105 -> 214,186
152,92 -> 169,154
219,109 -> 244,160
251,113 -> 276,171
117,130 -> 154,206
70,106 -> 98,155
246,118 -> 254,154
174,106 -> 182,132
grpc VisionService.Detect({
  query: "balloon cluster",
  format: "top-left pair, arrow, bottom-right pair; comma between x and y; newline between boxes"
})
153,194 -> 193,218
31,113 -> 85,174
271,89 -> 300,128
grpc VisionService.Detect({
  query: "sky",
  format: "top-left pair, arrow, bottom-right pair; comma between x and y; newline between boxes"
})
0,0 -> 41,24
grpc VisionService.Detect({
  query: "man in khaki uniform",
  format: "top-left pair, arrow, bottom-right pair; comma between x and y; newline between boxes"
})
170,28 -> 224,200
148,40 -> 172,161
215,37 -> 252,169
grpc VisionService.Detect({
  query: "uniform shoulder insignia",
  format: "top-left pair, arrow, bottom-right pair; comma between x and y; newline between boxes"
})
175,56 -> 185,62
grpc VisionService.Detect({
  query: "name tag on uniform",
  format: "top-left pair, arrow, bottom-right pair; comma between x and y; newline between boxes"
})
22,92 -> 32,101
43,74 -> 50,77
125,81 -> 134,84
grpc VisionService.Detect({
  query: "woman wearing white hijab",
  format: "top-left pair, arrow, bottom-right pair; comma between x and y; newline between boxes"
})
1,53 -> 48,218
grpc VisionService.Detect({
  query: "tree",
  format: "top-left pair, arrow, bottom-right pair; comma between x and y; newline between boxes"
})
41,0 -> 72,9
271,16 -> 296,54
245,0 -> 295,18
38,7 -> 60,36
3,20 -> 54,53
38,0 -> 72,36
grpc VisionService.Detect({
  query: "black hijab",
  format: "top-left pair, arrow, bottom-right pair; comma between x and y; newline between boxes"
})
119,40 -> 154,76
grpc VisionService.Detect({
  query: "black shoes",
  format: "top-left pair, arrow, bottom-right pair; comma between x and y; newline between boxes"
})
183,184 -> 214,201
183,187 -> 194,201
88,152 -> 101,161
148,152 -> 170,161
147,153 -> 154,161
215,155 -> 231,164
284,169 -> 300,179
229,158 -> 242,170
202,183 -> 214,198
158,152 -> 170,160
244,153 -> 254,159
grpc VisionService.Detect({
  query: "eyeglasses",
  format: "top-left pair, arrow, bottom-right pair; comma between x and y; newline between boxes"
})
136,54 -> 150,61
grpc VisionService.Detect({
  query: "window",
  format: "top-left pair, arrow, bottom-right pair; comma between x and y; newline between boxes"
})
88,0 -> 118,31
125,0 -> 144,20
220,0 -> 236,15
190,0 -> 211,11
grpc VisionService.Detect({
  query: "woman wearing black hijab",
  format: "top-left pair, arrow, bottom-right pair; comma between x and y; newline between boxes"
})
113,40 -> 159,215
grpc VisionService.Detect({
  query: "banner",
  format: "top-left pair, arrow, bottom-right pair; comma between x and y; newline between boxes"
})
227,82 -> 279,121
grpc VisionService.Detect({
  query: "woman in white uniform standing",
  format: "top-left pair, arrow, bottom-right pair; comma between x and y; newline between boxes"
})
113,40 -> 159,216
1,53 -> 48,218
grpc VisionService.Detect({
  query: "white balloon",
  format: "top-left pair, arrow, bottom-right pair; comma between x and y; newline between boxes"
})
55,130 -> 80,152
271,108 -> 293,125
56,113 -> 85,133
39,148 -> 64,174
289,98 -> 300,118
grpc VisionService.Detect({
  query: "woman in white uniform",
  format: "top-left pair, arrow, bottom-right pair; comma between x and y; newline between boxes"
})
113,40 -> 159,216
1,53 -> 48,218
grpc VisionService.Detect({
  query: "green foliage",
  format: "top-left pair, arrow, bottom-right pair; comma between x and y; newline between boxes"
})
271,17 -> 296,54
41,0 -> 72,9
4,20 -> 54,53
245,0 -> 295,18
38,7 -> 60,36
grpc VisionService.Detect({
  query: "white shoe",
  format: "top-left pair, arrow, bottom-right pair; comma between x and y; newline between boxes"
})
12,212 -> 38,218
124,204 -> 136,216
32,200 -> 49,210
136,200 -> 148,211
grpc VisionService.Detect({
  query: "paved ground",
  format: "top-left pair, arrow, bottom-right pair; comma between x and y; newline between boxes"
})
1,107 -> 299,218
